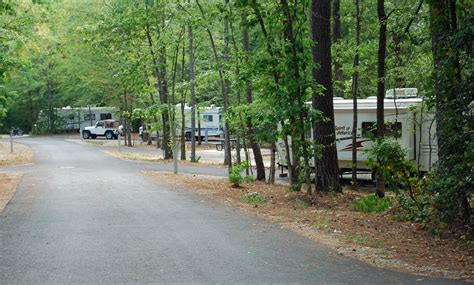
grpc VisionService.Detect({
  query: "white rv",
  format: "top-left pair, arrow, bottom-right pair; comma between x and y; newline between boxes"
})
176,104 -> 224,140
277,89 -> 438,176
57,106 -> 119,131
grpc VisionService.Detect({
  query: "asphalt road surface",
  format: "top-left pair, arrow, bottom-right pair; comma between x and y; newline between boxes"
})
0,136 -> 467,284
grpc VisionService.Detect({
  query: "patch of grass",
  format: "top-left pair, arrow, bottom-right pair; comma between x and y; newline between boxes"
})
240,192 -> 265,207
295,198 -> 310,209
344,232 -> 385,248
312,217 -> 330,229
352,194 -> 391,214
243,175 -> 256,183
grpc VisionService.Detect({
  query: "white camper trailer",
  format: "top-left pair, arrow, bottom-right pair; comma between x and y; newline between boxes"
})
277,89 -> 438,176
56,106 -> 119,131
176,104 -> 224,140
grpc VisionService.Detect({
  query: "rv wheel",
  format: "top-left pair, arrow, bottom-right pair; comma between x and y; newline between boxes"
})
82,131 -> 91,139
185,132 -> 191,141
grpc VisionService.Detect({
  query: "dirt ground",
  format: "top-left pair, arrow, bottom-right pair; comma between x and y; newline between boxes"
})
71,136 -> 222,150
0,173 -> 22,212
102,150 -> 226,167
0,141 -> 31,212
146,172 -> 474,281
0,142 -> 34,166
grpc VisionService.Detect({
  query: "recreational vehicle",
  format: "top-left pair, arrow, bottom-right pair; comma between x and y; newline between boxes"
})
56,106 -> 119,131
277,89 -> 438,177
176,104 -> 224,140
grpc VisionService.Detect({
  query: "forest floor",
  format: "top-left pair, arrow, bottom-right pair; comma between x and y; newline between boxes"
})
0,141 -> 32,212
146,171 -> 474,281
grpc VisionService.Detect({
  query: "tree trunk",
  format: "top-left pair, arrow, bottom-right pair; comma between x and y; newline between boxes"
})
180,44 -> 187,160
241,11 -> 266,181
310,0 -> 342,193
188,5 -> 197,163
332,0 -> 343,97
376,0 -> 387,198
351,0 -> 361,190
196,0 -> 232,170
223,0 -> 232,167
429,0 -> 470,223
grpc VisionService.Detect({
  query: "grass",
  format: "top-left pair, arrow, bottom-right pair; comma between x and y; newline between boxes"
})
312,217 -> 330,229
343,231 -> 385,248
352,194 -> 391,214
295,197 -> 310,209
240,192 -> 265,207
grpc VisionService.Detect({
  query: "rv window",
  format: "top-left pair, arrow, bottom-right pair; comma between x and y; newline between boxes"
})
203,115 -> 213,122
84,113 -> 96,121
362,122 -> 377,138
386,122 -> 402,138
100,113 -> 112,120
362,121 -> 402,138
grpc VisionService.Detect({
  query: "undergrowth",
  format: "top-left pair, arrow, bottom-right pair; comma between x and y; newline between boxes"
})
352,194 -> 391,214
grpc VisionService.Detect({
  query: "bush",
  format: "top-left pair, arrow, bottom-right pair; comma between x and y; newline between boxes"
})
228,161 -> 249,187
240,192 -> 265,206
353,194 -> 392,214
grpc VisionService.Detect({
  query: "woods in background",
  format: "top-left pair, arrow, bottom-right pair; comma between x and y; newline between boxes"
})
0,0 -> 471,228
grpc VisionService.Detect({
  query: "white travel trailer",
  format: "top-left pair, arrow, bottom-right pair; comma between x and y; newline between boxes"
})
277,89 -> 438,176
56,106 -> 119,131
176,104 -> 224,140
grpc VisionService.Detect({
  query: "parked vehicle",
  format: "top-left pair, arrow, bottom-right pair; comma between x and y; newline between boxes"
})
56,106 -> 119,131
82,120 -> 119,140
176,104 -> 224,141
277,88 -> 438,177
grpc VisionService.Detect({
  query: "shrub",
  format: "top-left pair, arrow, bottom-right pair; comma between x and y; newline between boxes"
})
240,192 -> 265,206
228,161 -> 249,187
352,194 -> 391,214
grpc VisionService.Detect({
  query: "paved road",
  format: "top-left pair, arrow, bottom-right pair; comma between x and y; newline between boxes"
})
0,136 -> 466,284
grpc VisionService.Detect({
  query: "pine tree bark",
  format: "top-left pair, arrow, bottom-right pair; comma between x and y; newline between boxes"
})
376,0 -> 387,198
429,0 -> 470,223
310,0 -> 342,193
242,12 -> 265,181
196,0 -> 232,170
187,2 -> 197,163
351,0 -> 361,189
332,0 -> 343,97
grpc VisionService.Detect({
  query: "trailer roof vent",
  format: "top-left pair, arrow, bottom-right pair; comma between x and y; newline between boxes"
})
386,88 -> 418,98
367,96 -> 377,99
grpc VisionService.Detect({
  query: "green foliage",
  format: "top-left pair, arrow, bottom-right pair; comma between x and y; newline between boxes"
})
295,198 -> 310,209
228,160 -> 249,187
243,175 -> 255,183
240,192 -> 265,207
352,194 -> 391,214
343,232 -> 385,248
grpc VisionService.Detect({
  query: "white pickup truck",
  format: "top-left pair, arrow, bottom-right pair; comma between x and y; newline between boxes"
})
82,120 -> 119,140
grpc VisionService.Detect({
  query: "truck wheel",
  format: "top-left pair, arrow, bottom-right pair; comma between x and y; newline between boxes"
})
216,144 -> 223,151
91,134 -> 97,139
105,131 -> 114,140
82,131 -> 91,139
185,132 -> 191,141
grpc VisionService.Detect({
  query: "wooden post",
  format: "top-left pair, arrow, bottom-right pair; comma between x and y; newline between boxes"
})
118,134 -> 122,152
173,147 -> 178,174
10,132 -> 13,154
